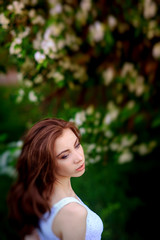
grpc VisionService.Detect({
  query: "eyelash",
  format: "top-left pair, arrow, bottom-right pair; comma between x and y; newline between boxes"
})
76,142 -> 81,148
61,142 -> 81,159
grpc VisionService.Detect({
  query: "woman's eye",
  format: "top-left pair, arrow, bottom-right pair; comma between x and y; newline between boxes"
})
76,142 -> 80,148
61,155 -> 68,159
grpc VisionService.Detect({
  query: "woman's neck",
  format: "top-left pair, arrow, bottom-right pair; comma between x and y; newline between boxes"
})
50,177 -> 76,205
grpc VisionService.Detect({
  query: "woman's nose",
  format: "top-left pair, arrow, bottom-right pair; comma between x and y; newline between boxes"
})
74,150 -> 83,163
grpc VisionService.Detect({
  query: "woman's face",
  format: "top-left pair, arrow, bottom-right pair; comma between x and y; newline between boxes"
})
54,128 -> 85,179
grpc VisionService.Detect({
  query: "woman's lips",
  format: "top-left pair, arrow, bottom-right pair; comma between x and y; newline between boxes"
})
76,163 -> 85,171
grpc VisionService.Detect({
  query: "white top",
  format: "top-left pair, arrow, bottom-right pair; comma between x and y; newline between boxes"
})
37,196 -> 103,240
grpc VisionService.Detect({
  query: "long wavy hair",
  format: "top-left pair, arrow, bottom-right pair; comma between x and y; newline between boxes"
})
7,118 -> 80,239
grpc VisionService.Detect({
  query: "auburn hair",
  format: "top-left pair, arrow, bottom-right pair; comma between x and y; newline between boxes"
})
7,118 -> 80,239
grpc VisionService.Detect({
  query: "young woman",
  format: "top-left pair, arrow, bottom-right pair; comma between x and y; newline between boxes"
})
8,118 -> 103,240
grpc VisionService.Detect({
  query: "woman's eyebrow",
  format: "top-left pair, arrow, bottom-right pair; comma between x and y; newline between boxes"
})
56,138 -> 79,157
56,149 -> 69,157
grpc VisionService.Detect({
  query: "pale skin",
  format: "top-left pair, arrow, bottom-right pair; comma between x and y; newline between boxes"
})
25,128 -> 87,240
51,128 -> 87,240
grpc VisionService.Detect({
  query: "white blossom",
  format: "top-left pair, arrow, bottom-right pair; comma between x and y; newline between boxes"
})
53,72 -> 64,83
147,20 -> 158,39
152,42 -> 160,59
17,72 -> 23,83
103,67 -> 115,85
32,15 -> 45,25
34,51 -> 46,63
0,13 -> 10,29
103,108 -> 119,125
95,155 -> 101,162
108,15 -> 117,30
10,30 -> 16,37
133,141 -> 157,155
104,130 -> 113,138
127,76 -> 145,96
0,151 -> 10,167
89,21 -> 104,42
75,111 -> 86,126
97,146 -> 102,152
33,32 -> 42,50
86,105 -> 94,115
7,4 -> 14,11
79,127 -> 86,135
143,0 -> 157,19
44,25 -> 64,39
41,39 -> 57,55
80,0 -> 91,12
120,135 -> 137,148
121,62 -> 135,77
30,0 -> 38,5
0,166 -> 17,178
88,158 -> 96,164
103,114 -> 112,124
65,34 -> 81,50
135,76 -> 146,96
73,66 -> 87,80
87,143 -> 96,153
16,89 -> 24,103
28,9 -> 36,18
126,100 -> 135,109
16,140 -> 23,147
118,150 -> 133,164
9,38 -> 22,55
76,10 -> 88,25
50,3 -> 63,15
34,75 -> 43,84
7,1 -> 25,15
59,58 -> 72,69
24,79 -> 33,87
134,143 -> 149,155
110,142 -> 120,151
121,63 -> 146,96
18,27 -> 30,39
47,69 -> 56,78
57,40 -> 65,50
28,91 -> 38,102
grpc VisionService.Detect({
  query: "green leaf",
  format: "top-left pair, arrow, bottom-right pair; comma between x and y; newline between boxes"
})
152,116 -> 160,128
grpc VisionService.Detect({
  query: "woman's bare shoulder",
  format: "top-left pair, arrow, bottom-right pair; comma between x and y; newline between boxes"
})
52,202 -> 87,240
54,202 -> 87,223
64,202 -> 87,216
52,202 -> 87,234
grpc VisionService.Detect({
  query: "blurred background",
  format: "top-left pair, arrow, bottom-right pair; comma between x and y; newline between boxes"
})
0,0 -> 160,239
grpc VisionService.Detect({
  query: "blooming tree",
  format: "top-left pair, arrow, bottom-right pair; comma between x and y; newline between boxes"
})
0,0 -> 160,166
0,1 -> 160,239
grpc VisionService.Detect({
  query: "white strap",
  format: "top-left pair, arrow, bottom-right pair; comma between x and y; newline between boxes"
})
52,197 -> 82,218
39,197 -> 83,240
